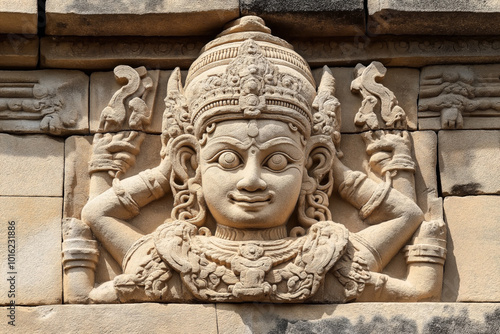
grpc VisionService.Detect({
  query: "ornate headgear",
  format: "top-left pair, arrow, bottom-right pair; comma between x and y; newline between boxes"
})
163,16 -> 340,145
162,16 -> 341,228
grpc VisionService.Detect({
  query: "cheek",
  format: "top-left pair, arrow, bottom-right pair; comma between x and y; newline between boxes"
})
201,166 -> 236,196
265,167 -> 303,196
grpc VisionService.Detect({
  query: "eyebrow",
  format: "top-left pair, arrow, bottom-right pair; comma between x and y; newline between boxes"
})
201,136 -> 304,160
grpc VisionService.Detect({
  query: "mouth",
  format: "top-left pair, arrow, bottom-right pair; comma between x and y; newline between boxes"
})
228,192 -> 273,209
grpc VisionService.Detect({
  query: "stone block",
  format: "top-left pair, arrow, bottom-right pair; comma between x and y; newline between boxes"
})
241,0 -> 365,37
40,36 -> 207,71
443,196 -> 500,302
438,130 -> 500,196
0,134 -> 64,197
0,34 -> 38,69
63,136 -> 92,220
368,0 -> 500,35
312,67 -> 418,133
0,0 -> 37,34
45,0 -> 239,36
0,197 -> 62,305
0,70 -> 89,135
216,303 -> 500,333
90,69 -> 181,134
419,65 -> 500,130
293,35 -> 500,69
1,304 -> 217,333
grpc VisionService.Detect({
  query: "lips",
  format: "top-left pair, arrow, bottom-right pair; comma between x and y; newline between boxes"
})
228,192 -> 273,208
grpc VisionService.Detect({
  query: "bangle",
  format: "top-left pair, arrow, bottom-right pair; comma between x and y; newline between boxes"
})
338,171 -> 366,201
359,177 -> 391,220
404,244 -> 447,265
139,169 -> 169,200
88,155 -> 122,174
381,154 -> 415,174
112,177 -> 140,215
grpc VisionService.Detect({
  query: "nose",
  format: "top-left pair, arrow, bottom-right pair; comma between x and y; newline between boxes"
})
237,157 -> 267,192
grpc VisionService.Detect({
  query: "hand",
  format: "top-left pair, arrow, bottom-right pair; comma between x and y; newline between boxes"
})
362,130 -> 413,176
91,131 -> 145,178
415,219 -> 447,241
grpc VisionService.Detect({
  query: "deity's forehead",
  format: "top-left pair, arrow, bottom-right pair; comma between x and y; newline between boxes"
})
206,119 -> 304,146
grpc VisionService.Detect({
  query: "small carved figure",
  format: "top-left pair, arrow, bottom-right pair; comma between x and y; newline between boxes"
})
65,16 -> 446,304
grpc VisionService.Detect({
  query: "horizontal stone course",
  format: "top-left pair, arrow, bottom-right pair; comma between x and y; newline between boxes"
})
241,0 -> 365,37
1,304 -> 218,333
0,34 -> 38,69
0,0 -> 38,34
1,303 -> 499,333
45,0 -> 239,36
368,0 -> 500,35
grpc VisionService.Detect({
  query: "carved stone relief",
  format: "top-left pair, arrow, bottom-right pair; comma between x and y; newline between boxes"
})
419,65 -> 500,129
0,70 -> 88,134
62,16 -> 446,304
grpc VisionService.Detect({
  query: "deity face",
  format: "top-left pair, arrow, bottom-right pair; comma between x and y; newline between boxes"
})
200,119 -> 305,230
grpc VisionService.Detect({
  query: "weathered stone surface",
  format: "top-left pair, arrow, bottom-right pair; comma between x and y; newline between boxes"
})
64,135 -> 170,232
293,35 -> 500,68
332,132 -> 438,229
1,304 -> 217,333
0,34 -> 38,68
0,134 -> 64,197
0,197 -> 62,305
0,0 -> 37,34
63,136 -> 92,220
216,303 -> 500,333
241,0 -> 365,37
40,35 -> 500,71
419,65 -> 500,130
0,70 -> 89,135
312,67 -> 418,133
45,0 -> 239,36
368,0 -> 500,35
438,130 -> 500,196
329,131 -> 439,281
443,196 -> 500,302
69,18 -> 445,304
40,36 -> 207,71
63,134 -> 172,284
90,70 -> 175,134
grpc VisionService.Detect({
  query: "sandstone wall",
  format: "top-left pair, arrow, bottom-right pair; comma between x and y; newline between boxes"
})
1,1 -> 499,333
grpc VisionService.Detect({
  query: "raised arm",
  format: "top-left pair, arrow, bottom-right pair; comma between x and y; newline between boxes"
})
331,131 -> 424,272
82,162 -> 170,266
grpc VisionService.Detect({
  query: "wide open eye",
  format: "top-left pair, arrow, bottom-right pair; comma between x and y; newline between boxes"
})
265,153 -> 288,171
218,151 -> 241,169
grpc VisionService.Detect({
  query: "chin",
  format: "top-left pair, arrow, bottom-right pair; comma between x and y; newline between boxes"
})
216,212 -> 286,230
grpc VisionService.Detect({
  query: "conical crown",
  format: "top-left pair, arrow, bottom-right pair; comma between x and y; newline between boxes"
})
183,16 -> 317,138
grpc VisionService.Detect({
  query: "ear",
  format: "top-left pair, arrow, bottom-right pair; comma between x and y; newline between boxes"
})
304,137 -> 336,197
167,134 -> 206,227
168,134 -> 200,192
297,136 -> 336,228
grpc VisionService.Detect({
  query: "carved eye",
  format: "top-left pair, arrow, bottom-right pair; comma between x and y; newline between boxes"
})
265,153 -> 288,171
218,151 -> 241,169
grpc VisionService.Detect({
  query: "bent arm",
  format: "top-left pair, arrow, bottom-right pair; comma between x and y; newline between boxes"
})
332,156 -> 424,271
81,167 -> 170,266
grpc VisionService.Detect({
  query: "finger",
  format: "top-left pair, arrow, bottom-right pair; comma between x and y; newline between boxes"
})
361,131 -> 374,145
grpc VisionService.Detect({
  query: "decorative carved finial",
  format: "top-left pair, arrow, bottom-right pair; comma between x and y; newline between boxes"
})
351,61 -> 407,130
